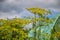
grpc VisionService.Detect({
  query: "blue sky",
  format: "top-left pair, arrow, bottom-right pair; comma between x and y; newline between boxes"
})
0,0 -> 60,19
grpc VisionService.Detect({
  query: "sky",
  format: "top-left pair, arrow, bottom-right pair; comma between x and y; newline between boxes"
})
0,0 -> 60,19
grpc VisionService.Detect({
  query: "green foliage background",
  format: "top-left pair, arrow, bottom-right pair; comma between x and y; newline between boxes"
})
0,8 -> 60,40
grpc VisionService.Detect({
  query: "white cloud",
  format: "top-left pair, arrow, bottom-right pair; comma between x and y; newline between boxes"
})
0,10 -> 21,19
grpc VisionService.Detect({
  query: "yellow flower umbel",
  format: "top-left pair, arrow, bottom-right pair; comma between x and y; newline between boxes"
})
27,7 -> 51,16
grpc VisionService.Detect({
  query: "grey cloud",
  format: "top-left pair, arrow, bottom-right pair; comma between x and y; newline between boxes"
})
0,4 -> 23,12
0,0 -> 24,19
0,0 -> 60,19
0,0 -> 4,2
0,0 -> 59,9
57,0 -> 60,7
0,0 -> 23,13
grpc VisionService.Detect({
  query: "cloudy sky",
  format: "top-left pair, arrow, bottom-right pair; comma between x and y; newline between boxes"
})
0,0 -> 60,19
